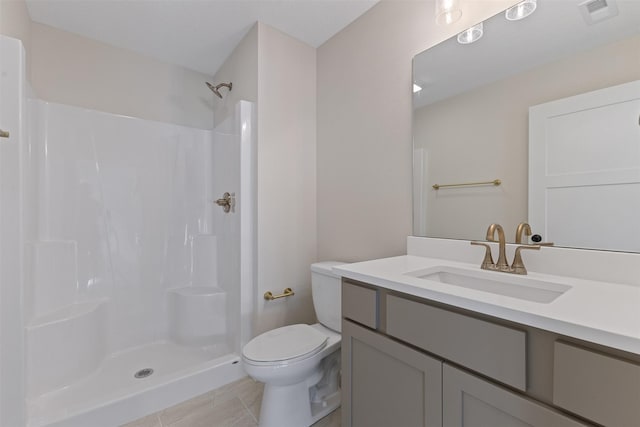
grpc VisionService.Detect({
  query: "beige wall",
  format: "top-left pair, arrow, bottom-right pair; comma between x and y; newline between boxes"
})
317,0 -> 518,262
1,2 -> 214,129
212,22 -> 317,335
414,34 -> 640,242
255,23 -> 317,334
0,0 -> 31,75
30,23 -> 215,129
213,25 -> 258,127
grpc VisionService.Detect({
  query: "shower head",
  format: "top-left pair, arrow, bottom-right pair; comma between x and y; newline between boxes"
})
206,81 -> 233,99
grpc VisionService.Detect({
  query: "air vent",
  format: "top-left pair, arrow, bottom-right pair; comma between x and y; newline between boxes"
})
585,0 -> 608,13
579,0 -> 619,25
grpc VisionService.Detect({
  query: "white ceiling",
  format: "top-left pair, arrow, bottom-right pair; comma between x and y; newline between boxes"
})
25,0 -> 380,76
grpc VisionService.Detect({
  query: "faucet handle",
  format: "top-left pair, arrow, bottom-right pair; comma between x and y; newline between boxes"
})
471,241 -> 495,270
515,222 -> 532,244
511,245 -> 540,275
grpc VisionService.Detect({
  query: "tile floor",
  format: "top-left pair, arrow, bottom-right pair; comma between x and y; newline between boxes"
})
122,377 -> 341,427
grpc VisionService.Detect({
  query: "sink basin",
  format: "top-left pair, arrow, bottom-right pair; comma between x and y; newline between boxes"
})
405,266 -> 571,303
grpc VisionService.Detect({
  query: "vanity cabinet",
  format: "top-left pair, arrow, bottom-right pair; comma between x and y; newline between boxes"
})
342,320 -> 442,427
552,341 -> 640,426
342,279 -> 640,427
443,364 -> 586,427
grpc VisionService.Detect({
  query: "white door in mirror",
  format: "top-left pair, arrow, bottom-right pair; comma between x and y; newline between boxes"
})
529,80 -> 640,252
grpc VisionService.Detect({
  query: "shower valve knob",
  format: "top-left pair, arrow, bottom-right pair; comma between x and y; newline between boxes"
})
215,192 -> 235,213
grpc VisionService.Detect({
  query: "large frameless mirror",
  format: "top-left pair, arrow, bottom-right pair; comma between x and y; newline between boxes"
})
412,0 -> 640,252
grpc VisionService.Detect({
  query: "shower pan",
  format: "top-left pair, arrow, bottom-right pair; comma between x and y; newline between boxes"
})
0,34 -> 256,427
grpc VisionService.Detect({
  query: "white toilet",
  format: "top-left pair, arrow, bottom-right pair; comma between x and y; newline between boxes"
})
242,261 -> 345,427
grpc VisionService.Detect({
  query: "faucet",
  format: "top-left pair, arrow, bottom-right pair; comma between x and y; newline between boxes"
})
515,222 -> 531,244
471,223 -> 543,275
486,223 -> 509,271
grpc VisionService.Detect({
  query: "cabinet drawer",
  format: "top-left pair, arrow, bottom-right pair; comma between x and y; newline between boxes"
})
342,281 -> 378,329
387,295 -> 526,390
553,341 -> 640,427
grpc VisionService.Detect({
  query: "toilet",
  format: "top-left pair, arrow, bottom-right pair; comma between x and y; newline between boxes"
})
242,261 -> 345,427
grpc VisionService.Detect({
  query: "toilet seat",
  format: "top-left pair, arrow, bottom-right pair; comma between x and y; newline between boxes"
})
243,324 -> 328,364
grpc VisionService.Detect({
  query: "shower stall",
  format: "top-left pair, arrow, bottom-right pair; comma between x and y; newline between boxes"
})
0,35 -> 255,427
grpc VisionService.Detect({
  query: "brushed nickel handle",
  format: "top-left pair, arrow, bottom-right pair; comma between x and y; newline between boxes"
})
0,129 -> 9,138
264,288 -> 294,301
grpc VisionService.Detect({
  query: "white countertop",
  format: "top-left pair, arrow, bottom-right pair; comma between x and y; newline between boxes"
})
334,255 -> 640,355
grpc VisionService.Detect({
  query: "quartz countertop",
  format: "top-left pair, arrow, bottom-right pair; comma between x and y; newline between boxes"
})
334,255 -> 640,355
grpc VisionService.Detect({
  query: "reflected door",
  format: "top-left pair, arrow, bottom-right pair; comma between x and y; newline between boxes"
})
529,80 -> 640,252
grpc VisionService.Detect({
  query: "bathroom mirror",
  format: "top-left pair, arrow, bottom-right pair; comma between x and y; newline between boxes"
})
412,0 -> 640,252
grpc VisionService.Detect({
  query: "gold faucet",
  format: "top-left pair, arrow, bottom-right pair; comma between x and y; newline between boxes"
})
486,223 -> 509,271
515,222 -> 532,244
471,223 -> 543,275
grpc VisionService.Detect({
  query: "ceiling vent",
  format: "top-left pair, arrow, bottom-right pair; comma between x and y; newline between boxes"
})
579,0 -> 619,25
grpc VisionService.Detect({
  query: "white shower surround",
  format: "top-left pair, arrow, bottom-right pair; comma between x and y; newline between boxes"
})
1,34 -> 256,427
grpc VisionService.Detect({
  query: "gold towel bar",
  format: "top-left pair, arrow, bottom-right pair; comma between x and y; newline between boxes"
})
433,179 -> 501,190
264,288 -> 295,301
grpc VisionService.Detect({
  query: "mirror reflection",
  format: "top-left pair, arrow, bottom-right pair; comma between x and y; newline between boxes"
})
412,0 -> 640,252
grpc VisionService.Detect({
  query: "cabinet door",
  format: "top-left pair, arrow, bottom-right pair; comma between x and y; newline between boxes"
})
443,364 -> 590,427
553,341 -> 640,427
342,320 -> 442,427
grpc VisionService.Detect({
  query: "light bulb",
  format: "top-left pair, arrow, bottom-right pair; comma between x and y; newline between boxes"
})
457,22 -> 484,45
436,0 -> 462,25
505,0 -> 537,21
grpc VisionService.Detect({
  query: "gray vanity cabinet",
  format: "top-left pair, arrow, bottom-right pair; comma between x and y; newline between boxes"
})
442,364 -> 587,427
340,279 -> 640,427
341,320 -> 443,427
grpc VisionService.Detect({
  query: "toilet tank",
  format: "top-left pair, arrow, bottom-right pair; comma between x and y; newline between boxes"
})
311,261 -> 346,333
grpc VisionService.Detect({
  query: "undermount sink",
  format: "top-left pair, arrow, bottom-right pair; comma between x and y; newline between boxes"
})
405,266 -> 571,303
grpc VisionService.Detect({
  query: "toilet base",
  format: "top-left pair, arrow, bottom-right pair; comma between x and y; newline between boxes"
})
258,381 -> 341,427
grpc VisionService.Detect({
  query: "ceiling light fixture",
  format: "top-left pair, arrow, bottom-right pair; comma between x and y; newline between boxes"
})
435,0 -> 462,25
457,22 -> 484,44
505,0 -> 538,21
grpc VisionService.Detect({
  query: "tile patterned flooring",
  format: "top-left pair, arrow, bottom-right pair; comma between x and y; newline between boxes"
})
122,377 -> 341,427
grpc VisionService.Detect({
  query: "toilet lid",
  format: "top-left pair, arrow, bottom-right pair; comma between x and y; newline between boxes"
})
243,324 -> 328,362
